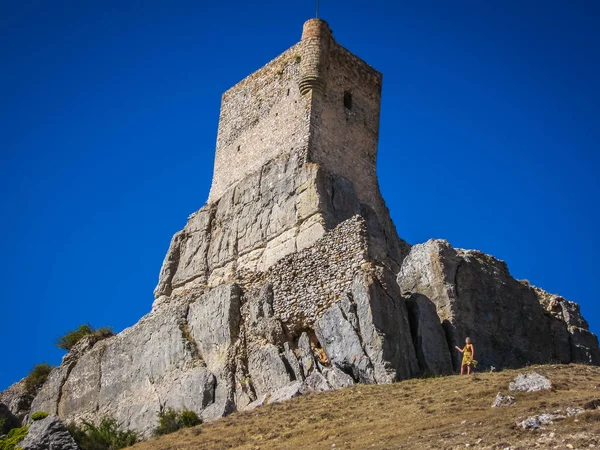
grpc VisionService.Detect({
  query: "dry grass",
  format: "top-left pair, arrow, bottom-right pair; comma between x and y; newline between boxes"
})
130,364 -> 600,449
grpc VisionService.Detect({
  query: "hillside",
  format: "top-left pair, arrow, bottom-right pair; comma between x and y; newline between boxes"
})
130,364 -> 600,450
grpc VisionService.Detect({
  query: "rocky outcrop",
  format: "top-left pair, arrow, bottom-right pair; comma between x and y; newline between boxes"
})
405,294 -> 453,376
397,239 -> 599,371
18,415 -> 79,450
2,18 -> 597,441
0,379 -> 31,424
0,403 -> 21,434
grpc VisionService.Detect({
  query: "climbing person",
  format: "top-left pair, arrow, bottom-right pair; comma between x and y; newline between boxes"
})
455,337 -> 477,375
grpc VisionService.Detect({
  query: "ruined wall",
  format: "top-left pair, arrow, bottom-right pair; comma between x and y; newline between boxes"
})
256,216 -> 370,329
208,43 -> 311,203
308,41 -> 383,218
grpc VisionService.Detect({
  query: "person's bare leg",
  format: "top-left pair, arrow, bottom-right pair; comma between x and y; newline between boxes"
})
460,364 -> 465,375
467,365 -> 471,375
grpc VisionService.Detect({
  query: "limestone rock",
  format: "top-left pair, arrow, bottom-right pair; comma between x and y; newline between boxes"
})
0,403 -> 21,433
517,413 -> 561,430
351,271 -> 419,382
509,372 -> 552,392
0,380 -> 31,423
491,392 -> 516,408
18,415 -> 79,450
247,345 -> 292,397
398,239 -> 598,370
405,293 -> 453,376
315,302 -> 375,383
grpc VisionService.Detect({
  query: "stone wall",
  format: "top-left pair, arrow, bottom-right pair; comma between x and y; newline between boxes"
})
208,43 -> 311,203
250,215 -> 370,329
308,41 -> 383,218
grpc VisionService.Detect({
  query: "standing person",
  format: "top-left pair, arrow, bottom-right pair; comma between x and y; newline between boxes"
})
455,337 -> 475,375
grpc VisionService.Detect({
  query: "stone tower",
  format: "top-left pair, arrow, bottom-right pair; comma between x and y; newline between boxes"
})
17,18 -> 598,437
209,19 -> 383,219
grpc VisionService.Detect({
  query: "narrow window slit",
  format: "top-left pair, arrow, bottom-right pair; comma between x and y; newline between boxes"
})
344,91 -> 353,110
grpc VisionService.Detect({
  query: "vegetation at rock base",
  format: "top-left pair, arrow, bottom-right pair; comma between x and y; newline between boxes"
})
67,417 -> 138,450
23,363 -> 53,395
0,414 -> 20,435
30,411 -> 48,421
0,425 -> 28,450
55,324 -> 114,351
154,409 -> 201,436
130,364 -> 600,450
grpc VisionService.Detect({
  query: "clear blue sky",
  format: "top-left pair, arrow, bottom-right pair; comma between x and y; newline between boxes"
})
1,1 -> 599,390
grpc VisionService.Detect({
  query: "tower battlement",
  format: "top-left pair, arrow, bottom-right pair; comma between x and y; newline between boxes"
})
208,19 -> 384,221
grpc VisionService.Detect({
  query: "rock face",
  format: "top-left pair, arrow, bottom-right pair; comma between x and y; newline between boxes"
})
0,379 -> 30,426
18,415 -> 79,450
2,17 -> 598,438
398,239 -> 599,371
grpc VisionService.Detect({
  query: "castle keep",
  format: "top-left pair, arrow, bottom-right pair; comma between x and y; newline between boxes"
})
3,19 -> 598,436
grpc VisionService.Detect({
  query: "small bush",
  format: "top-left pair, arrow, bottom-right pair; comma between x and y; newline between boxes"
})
179,410 -> 201,428
0,425 -> 29,450
24,363 -> 53,395
31,411 -> 49,421
154,408 -> 201,436
56,324 -> 114,351
67,417 -> 138,450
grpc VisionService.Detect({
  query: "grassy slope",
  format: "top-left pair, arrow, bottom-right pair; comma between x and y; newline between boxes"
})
130,365 -> 600,449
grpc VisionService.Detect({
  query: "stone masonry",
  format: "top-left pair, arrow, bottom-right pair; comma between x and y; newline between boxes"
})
2,18 -> 598,437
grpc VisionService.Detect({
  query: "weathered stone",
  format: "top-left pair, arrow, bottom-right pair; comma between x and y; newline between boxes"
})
297,332 -> 316,377
509,372 -> 552,392
351,272 -> 419,382
247,345 -> 292,397
0,380 -> 31,423
283,343 -> 304,381
517,413 -> 561,430
0,403 -> 21,433
405,293 -> 453,376
398,239 -> 595,370
491,392 -> 516,408
315,302 -> 375,383
268,382 -> 304,404
322,366 -> 354,389
19,415 -> 79,450
303,371 -> 331,393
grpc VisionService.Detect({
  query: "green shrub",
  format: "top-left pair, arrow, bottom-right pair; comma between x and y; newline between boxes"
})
154,408 -> 201,436
56,324 -> 114,351
31,411 -> 49,421
0,425 -> 28,450
67,417 -> 137,450
179,409 -> 201,428
24,364 -> 53,395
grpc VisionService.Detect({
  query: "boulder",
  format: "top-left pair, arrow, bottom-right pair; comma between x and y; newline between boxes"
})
509,372 -> 552,392
491,392 -> 516,408
18,415 -> 79,450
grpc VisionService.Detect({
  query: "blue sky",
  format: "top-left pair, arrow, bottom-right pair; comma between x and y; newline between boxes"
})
1,1 -> 598,390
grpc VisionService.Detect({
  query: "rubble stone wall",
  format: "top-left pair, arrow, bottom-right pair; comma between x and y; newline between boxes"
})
208,42 -> 311,203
